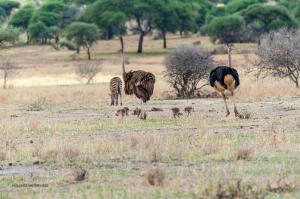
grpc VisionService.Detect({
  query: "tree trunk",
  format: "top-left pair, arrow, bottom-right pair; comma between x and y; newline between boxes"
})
227,44 -> 232,67
87,77 -> 92,84
55,35 -> 59,44
87,47 -> 91,60
180,30 -> 183,38
26,33 -> 30,44
137,32 -> 144,54
162,31 -> 167,49
119,36 -> 124,51
3,74 -> 7,89
76,46 -> 80,54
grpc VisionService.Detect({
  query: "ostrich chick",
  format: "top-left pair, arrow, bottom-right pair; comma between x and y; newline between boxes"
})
171,107 -> 183,118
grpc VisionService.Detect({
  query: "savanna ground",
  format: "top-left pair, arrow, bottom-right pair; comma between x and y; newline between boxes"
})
0,34 -> 300,198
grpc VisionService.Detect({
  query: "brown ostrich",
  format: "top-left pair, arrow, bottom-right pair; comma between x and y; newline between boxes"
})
120,48 -> 155,120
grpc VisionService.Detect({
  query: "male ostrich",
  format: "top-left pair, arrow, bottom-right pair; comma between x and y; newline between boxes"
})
209,66 -> 240,117
120,48 -> 155,119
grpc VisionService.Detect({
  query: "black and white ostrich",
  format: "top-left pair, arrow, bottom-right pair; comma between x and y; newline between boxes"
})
209,66 -> 241,117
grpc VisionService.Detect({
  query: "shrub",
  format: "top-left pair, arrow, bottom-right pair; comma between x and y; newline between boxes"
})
74,60 -> 102,84
200,179 -> 266,199
165,45 -> 214,98
0,26 -> 19,46
0,59 -> 16,89
255,28 -> 300,88
59,41 -> 77,50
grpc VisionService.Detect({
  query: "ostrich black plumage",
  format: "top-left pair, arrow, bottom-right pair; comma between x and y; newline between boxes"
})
209,66 -> 241,117
120,48 -> 155,119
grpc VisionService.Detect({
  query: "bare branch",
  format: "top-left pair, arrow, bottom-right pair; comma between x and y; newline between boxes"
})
74,60 -> 102,84
165,45 -> 214,98
255,28 -> 300,87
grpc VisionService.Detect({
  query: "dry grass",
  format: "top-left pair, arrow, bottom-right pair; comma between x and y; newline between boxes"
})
0,151 -> 6,161
200,179 -> 266,199
234,146 -> 253,160
0,35 -> 300,198
257,129 -> 289,148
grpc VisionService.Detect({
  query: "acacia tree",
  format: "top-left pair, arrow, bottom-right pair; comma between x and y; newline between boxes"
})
165,45 -> 214,98
131,0 -> 154,53
174,1 -> 197,38
152,0 -> 178,49
65,22 -> 99,60
255,28 -> 300,88
9,5 -> 34,42
81,0 -> 128,49
205,15 -> 245,66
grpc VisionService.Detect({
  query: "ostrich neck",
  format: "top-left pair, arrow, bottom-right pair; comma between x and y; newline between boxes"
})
121,51 -> 126,75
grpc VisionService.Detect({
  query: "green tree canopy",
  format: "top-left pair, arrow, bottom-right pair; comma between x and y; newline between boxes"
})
241,4 -> 298,37
174,1 -> 197,37
205,15 -> 245,44
28,21 -> 49,44
225,0 -> 261,14
81,0 -> 129,40
0,0 -> 20,17
65,22 -> 99,60
152,0 -> 178,48
10,5 -> 34,31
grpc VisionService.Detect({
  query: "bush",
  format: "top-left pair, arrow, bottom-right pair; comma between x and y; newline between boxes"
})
255,28 -> 300,88
205,15 -> 245,44
0,26 -> 19,46
74,60 -> 102,84
59,41 -> 77,50
165,45 -> 214,98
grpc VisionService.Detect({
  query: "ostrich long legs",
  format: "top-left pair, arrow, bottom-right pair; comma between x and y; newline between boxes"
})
140,101 -> 147,120
222,92 -> 241,118
222,93 -> 230,117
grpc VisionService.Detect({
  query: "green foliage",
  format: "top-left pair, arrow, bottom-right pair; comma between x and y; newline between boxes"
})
10,5 -> 34,30
225,0 -> 260,14
81,0 -> 130,39
241,4 -> 298,36
0,0 -> 20,17
205,15 -> 245,43
294,3 -> 300,20
152,0 -> 178,33
66,22 -> 98,46
0,26 -> 19,46
40,1 -> 66,14
59,40 -> 77,50
65,22 -> 99,59
277,0 -> 299,10
174,1 -> 197,34
30,11 -> 60,27
28,21 -> 49,43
